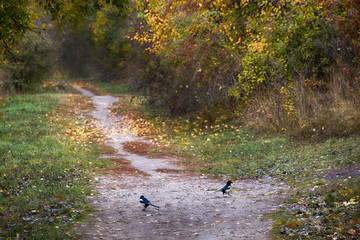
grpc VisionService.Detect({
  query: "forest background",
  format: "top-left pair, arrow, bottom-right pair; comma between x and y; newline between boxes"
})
2,0 -> 360,137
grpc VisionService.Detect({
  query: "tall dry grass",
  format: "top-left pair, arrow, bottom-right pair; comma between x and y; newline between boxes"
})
242,67 -> 360,140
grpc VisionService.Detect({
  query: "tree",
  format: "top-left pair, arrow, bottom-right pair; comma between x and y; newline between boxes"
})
58,1 -> 132,80
4,32 -> 57,92
0,0 -> 63,62
0,0 -> 129,91
0,0 -> 129,63
132,0 -> 241,116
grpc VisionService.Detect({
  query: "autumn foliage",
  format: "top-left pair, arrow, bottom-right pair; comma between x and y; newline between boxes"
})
128,0 -> 360,136
1,0 -> 360,136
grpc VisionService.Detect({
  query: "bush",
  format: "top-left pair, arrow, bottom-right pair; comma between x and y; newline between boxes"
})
3,32 -> 56,93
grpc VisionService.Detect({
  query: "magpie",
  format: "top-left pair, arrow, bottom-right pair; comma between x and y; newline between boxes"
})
139,195 -> 160,210
219,181 -> 232,196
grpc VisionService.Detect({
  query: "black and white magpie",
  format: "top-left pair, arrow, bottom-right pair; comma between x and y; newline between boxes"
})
219,181 -> 232,196
139,195 -> 160,210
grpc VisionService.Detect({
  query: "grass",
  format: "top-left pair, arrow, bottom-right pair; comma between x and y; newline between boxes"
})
157,121 -> 360,239
90,81 -> 135,95
271,178 -> 360,239
0,92 -> 112,239
74,80 -> 360,239
73,78 -> 137,96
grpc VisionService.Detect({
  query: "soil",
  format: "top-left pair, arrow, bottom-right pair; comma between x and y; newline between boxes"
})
322,165 -> 360,180
73,86 -> 288,240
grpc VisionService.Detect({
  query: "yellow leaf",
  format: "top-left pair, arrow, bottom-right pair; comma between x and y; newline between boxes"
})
343,199 -> 357,206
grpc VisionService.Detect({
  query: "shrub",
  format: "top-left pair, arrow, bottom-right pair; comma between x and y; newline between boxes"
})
3,32 -> 56,93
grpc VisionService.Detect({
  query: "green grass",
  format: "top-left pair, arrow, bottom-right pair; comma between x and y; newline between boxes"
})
0,93 -> 111,239
150,119 -> 359,239
76,79 -> 137,96
92,81 -> 134,95
153,120 -> 358,182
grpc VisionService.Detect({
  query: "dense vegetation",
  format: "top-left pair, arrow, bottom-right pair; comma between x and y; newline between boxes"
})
2,0 -> 355,137
129,0 -> 360,138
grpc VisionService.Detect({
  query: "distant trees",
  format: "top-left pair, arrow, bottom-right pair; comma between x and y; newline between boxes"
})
60,2 -> 131,80
2,32 -> 57,92
0,0 -> 129,92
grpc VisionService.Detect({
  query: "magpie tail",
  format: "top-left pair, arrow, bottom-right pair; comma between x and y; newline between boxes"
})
150,203 -> 160,208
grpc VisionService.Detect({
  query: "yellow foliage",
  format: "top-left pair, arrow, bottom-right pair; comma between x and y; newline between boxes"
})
132,0 -> 239,58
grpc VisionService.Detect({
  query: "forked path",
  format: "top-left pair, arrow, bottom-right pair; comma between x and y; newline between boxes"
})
74,86 -> 287,240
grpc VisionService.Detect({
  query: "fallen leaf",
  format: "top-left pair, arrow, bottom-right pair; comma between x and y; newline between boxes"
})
56,194 -> 64,200
353,218 -> 360,224
287,221 -> 297,228
343,200 -> 357,206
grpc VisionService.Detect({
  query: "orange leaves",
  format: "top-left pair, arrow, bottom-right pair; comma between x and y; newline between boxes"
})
318,0 -> 360,42
56,194 -> 64,200
287,220 -> 298,228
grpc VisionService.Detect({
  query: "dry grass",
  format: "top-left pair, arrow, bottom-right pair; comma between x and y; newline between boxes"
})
242,69 -> 360,140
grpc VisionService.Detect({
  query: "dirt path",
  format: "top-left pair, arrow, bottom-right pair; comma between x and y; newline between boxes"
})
73,86 -> 287,240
